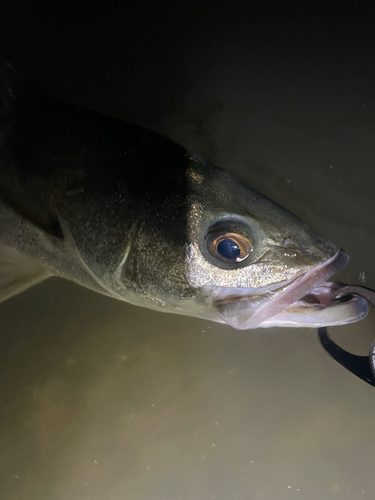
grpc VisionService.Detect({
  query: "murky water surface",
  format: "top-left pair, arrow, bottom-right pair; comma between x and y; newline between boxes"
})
1,3 -> 375,499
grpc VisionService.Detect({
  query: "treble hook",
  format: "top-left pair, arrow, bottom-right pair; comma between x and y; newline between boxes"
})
318,285 -> 375,386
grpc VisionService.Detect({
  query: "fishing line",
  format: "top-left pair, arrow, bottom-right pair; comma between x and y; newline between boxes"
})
318,285 -> 375,387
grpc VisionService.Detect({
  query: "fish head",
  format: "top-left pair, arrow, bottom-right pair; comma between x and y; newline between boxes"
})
120,155 -> 368,329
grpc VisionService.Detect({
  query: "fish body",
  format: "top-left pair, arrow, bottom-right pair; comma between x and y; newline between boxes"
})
0,62 -> 368,329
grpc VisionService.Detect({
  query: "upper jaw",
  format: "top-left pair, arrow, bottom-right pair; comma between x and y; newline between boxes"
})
212,251 -> 367,329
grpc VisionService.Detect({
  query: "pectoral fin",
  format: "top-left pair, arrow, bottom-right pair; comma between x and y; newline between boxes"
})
0,245 -> 49,303
0,202 -> 52,304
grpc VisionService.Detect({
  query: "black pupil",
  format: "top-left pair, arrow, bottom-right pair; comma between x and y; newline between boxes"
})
217,239 -> 241,259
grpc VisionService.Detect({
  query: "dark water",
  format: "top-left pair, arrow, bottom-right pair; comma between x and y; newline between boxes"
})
1,2 -> 375,499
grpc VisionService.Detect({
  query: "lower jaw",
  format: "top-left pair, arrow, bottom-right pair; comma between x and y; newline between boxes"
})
216,251 -> 369,329
255,282 -> 369,328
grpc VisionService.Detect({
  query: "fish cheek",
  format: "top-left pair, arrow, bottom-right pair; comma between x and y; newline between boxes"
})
121,217 -> 195,303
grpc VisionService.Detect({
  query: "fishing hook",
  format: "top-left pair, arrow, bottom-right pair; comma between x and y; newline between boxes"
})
318,285 -> 375,386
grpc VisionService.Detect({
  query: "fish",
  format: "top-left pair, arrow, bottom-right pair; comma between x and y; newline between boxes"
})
0,60 -> 369,329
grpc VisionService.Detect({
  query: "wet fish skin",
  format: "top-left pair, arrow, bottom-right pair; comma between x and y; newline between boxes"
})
0,61 -> 193,300
0,61 -> 367,328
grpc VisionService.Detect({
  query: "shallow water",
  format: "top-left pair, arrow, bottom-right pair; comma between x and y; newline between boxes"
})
1,2 -> 375,499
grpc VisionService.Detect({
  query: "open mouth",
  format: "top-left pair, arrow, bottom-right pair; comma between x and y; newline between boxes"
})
258,281 -> 368,328
214,251 -> 369,329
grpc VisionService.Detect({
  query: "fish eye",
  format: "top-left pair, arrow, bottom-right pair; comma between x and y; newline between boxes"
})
206,230 -> 253,265
217,239 -> 240,259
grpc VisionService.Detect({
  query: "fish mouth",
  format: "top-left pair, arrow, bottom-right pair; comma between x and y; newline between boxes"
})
213,251 -> 369,329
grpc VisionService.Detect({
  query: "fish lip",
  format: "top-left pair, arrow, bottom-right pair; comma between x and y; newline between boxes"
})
258,282 -> 369,328
214,250 -> 351,329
